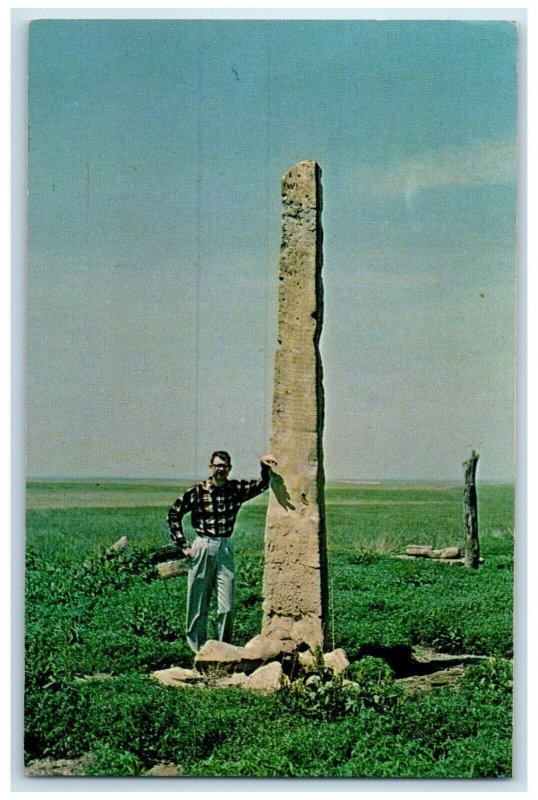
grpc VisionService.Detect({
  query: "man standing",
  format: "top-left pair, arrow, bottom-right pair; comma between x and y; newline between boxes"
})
167,451 -> 277,653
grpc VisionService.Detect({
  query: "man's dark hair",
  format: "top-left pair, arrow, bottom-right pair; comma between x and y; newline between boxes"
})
210,450 -> 232,466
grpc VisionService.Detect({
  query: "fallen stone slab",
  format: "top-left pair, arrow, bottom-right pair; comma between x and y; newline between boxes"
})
194,640 -> 245,673
405,545 -> 433,556
106,535 -> 129,556
152,667 -> 201,686
83,536 -> 130,569
411,646 -> 489,667
405,544 -> 461,559
431,546 -> 461,559
395,554 -> 484,566
245,661 -> 283,693
156,560 -> 188,579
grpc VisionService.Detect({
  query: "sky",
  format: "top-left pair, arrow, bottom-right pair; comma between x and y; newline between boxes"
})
26,18 -> 518,482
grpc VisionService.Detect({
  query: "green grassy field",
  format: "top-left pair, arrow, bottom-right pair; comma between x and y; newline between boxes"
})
25,480 -> 514,778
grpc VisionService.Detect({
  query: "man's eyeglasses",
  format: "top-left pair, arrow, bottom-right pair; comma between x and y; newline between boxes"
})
211,463 -> 230,470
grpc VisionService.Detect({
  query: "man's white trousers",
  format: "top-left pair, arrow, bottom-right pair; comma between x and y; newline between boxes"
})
186,535 -> 235,653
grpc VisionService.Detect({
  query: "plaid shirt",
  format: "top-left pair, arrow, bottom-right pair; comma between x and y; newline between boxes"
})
167,464 -> 270,548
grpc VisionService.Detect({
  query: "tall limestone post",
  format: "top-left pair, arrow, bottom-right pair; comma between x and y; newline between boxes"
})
261,160 -> 328,650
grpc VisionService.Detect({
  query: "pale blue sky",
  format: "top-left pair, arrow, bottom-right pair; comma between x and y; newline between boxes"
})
27,19 -> 518,481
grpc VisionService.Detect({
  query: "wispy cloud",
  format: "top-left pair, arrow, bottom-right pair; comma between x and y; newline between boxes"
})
373,140 -> 516,196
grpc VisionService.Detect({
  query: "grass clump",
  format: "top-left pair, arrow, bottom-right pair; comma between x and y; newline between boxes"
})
281,653 -> 404,721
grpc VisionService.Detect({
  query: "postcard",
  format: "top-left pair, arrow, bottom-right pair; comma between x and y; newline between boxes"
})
24,17 -> 518,781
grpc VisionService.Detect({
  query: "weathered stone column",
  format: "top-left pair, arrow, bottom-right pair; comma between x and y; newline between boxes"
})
261,160 -> 328,650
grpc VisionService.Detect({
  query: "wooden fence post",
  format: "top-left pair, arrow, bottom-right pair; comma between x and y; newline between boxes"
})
463,451 -> 480,568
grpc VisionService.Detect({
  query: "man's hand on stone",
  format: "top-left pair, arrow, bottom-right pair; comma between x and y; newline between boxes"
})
261,454 -> 278,470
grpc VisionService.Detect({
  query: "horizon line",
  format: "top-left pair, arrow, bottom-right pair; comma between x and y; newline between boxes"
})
25,475 -> 515,485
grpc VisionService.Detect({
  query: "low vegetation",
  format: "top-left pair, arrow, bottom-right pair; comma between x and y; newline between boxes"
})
25,481 -> 514,777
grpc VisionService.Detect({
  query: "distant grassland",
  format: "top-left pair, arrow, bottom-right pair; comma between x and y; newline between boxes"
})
26,478 -> 512,508
26,480 -> 195,509
26,479 -> 515,555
